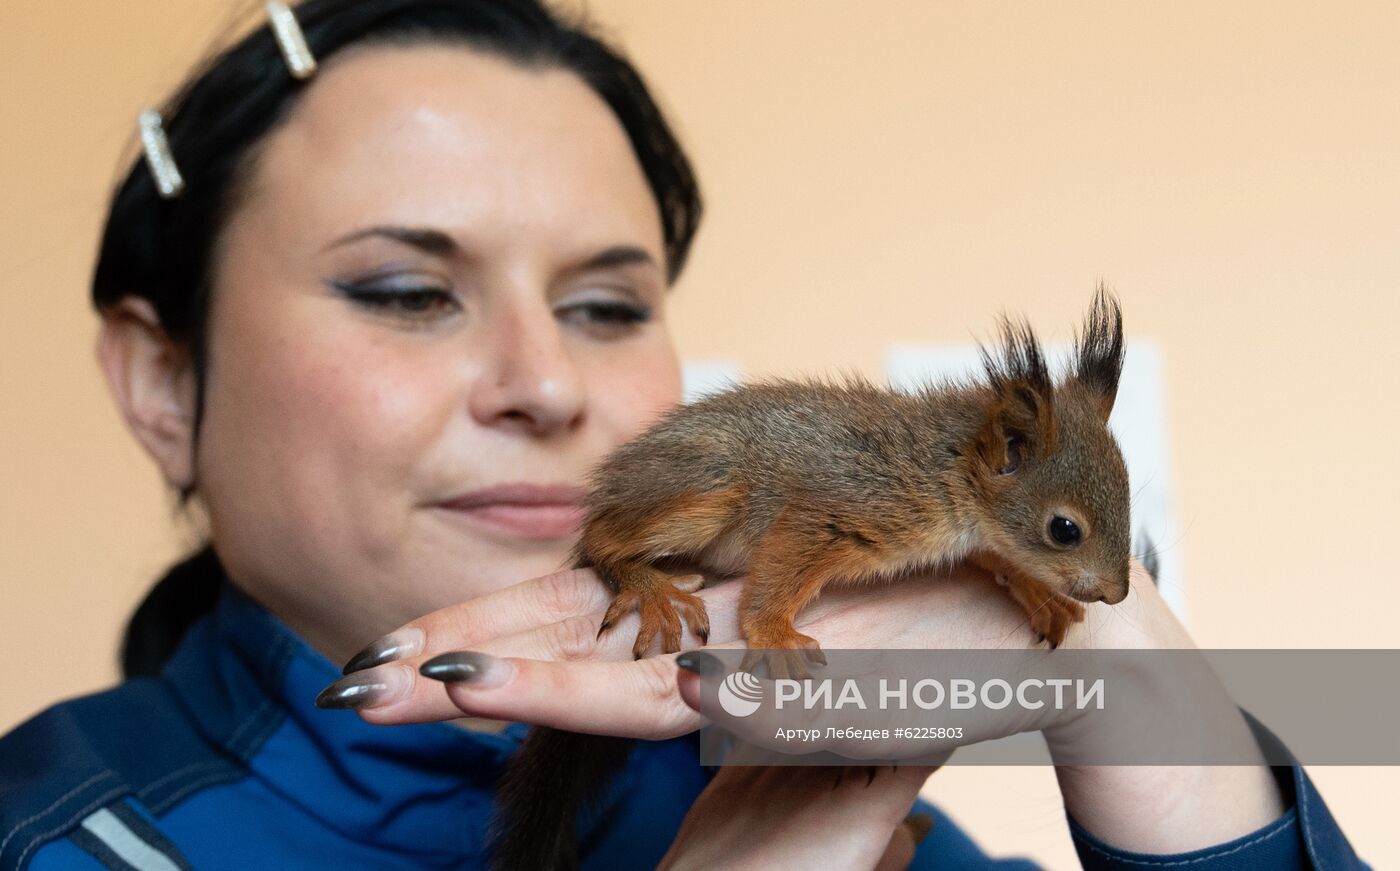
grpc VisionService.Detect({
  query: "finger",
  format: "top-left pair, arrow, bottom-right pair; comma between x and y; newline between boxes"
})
338,583 -> 739,725
677,662 -> 704,713
340,568 -> 613,674
873,827 -> 915,871
427,647 -> 741,738
673,652 -> 969,762
339,610 -> 648,725
329,644 -> 740,735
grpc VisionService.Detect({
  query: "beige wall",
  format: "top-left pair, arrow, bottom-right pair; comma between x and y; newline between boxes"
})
2,1 -> 1396,866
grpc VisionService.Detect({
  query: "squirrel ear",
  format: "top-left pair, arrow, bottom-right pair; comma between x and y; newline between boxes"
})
976,316 -> 1057,474
976,384 -> 1054,475
1073,285 -> 1125,421
977,425 -> 1025,476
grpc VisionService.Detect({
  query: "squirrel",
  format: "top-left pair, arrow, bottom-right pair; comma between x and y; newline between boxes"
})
489,288 -> 1132,870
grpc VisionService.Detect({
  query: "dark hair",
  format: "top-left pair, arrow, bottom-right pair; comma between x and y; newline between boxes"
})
106,0 -> 703,677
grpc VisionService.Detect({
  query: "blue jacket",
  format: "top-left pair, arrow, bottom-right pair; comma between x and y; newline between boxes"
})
0,566 -> 1369,869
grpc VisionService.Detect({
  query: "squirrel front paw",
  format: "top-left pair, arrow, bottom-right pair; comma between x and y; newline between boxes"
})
1029,595 -> 1086,648
739,629 -> 826,680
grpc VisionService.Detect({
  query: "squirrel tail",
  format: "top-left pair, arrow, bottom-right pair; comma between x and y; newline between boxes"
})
489,726 -> 635,871
487,552 -> 635,869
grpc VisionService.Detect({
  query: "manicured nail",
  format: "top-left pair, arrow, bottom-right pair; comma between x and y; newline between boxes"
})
675,651 -> 722,677
419,651 -> 513,688
903,812 -> 935,844
342,627 -> 425,674
315,665 -> 410,710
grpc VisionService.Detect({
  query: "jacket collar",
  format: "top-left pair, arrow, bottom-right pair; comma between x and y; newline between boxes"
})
162,563 -> 527,861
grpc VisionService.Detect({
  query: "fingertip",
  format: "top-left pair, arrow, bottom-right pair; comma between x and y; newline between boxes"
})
675,664 -> 703,712
421,650 -> 515,688
876,833 -> 916,871
341,626 -> 425,674
904,812 -> 934,845
674,650 -> 721,676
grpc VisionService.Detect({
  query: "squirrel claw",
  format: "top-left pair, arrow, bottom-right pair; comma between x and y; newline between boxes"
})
740,648 -> 815,680
1024,593 -> 1086,649
600,578 -> 710,658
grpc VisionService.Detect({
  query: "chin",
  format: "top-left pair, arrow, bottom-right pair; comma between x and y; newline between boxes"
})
421,545 -> 577,605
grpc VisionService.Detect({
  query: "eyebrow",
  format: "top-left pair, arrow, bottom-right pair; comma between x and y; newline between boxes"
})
324,226 -> 458,255
576,246 -> 659,272
323,225 -> 660,274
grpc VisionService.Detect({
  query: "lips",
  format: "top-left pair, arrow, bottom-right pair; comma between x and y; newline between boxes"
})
433,483 -> 588,541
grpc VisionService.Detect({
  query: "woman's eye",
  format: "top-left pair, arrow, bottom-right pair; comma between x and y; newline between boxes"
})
1047,516 -> 1082,547
557,299 -> 653,331
332,281 -> 459,320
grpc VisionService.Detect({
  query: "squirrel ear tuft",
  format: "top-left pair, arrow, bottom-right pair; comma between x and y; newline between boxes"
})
1073,284 -> 1125,421
976,316 -> 1057,473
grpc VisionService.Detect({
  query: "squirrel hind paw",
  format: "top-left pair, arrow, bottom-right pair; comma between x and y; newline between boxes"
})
598,583 -> 710,658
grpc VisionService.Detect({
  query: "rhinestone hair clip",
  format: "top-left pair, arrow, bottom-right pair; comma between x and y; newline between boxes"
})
137,3 -> 316,200
266,1 -> 318,79
138,109 -> 185,199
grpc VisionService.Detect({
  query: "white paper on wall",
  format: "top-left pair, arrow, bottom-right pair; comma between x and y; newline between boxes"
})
682,360 -> 743,403
884,341 -> 1187,621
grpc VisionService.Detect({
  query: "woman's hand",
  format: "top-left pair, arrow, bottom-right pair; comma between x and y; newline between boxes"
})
655,763 -> 936,871
318,559 -> 1286,857
315,559 -> 1060,730
658,661 -> 940,871
317,565 -> 728,732
1045,571 -> 1289,854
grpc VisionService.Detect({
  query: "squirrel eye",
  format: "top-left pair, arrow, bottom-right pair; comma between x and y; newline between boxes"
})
1048,516 -> 1082,547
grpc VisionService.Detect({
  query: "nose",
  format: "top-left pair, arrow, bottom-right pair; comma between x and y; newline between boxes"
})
468,300 -> 586,436
1097,576 -> 1130,605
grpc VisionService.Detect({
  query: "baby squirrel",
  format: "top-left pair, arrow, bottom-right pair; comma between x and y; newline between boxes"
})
491,289 -> 1132,871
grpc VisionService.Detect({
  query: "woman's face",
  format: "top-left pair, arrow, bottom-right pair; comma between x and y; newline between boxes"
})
196,45 -> 684,661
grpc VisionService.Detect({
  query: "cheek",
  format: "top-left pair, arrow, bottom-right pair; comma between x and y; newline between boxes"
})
198,309 -> 452,567
583,337 -> 684,441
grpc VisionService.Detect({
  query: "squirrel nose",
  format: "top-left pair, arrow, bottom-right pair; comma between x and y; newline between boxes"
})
1097,579 -> 1130,605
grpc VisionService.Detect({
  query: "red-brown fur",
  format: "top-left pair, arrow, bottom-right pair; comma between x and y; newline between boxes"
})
492,288 -> 1132,870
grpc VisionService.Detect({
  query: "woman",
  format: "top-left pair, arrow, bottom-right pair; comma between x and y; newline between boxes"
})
0,1 -> 1365,869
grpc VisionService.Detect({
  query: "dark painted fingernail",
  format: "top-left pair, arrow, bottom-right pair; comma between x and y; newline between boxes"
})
315,665 -> 409,710
419,651 -> 512,687
342,627 -> 425,674
903,812 -> 935,844
675,651 -> 721,677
